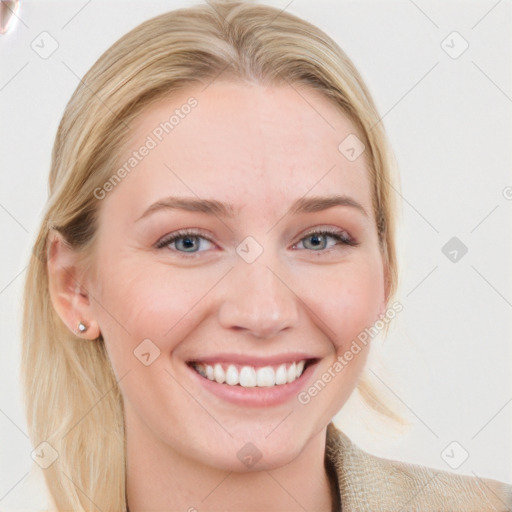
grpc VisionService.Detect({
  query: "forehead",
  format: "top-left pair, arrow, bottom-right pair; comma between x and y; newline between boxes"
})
107,80 -> 373,221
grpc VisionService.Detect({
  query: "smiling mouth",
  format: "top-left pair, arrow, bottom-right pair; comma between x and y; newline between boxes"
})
189,359 -> 316,388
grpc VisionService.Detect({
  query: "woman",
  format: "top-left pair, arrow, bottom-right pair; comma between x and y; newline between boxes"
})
21,1 -> 511,510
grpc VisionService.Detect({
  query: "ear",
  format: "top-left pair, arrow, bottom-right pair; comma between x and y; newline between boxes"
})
47,229 -> 101,340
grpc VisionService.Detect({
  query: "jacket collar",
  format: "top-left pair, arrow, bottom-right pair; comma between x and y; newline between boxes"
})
324,421 -> 512,512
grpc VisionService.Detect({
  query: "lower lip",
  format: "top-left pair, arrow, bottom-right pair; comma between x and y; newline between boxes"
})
187,361 -> 318,407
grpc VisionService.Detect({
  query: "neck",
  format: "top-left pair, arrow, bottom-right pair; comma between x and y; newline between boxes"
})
125,412 -> 334,511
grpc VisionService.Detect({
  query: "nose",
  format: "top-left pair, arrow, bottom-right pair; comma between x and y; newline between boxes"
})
217,256 -> 300,340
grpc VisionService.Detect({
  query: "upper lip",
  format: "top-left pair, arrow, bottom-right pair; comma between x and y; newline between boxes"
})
187,353 -> 319,367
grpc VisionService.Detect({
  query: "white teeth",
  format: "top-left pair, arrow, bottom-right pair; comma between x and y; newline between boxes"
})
239,366 -> 257,387
214,363 -> 225,384
275,364 -> 288,385
193,360 -> 308,387
226,365 -> 238,386
287,362 -> 297,383
256,366 -> 275,387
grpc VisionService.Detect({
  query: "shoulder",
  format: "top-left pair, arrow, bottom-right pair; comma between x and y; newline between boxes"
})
326,422 -> 512,512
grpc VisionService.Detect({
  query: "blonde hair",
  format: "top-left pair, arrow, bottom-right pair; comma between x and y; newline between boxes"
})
22,1 -> 403,509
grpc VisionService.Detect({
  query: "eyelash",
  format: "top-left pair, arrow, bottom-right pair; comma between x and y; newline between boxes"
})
154,227 -> 359,255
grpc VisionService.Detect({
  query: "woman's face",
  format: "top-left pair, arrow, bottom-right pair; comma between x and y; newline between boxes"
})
87,80 -> 387,470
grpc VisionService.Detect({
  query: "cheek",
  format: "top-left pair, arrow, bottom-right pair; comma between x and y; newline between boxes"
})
89,255 -> 221,373
301,255 -> 385,352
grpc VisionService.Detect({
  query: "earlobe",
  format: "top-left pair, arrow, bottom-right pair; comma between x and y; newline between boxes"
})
47,229 -> 101,340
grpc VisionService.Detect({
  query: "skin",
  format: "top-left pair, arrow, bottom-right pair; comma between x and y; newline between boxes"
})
48,80 -> 388,511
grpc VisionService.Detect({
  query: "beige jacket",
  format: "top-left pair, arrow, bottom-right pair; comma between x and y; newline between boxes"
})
325,423 -> 512,511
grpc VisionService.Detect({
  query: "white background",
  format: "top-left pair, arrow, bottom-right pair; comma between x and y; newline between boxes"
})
1,0 -> 511,509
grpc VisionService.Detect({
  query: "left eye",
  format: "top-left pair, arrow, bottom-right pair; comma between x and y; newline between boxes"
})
294,230 -> 355,251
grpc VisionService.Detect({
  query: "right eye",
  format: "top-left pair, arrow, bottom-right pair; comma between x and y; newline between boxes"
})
155,229 -> 216,255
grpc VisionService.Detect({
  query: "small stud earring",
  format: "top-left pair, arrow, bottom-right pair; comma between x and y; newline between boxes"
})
78,321 -> 88,333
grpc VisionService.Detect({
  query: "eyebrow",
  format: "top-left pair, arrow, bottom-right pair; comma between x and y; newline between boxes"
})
136,194 -> 368,221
